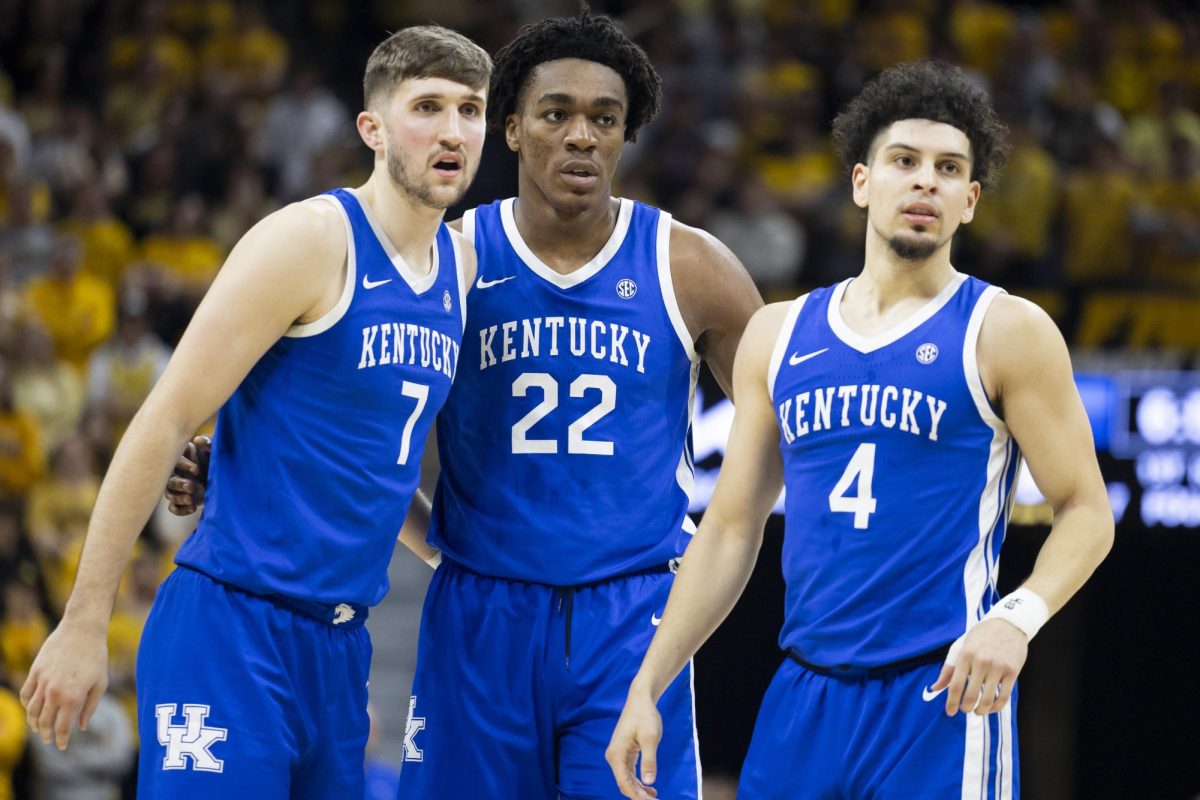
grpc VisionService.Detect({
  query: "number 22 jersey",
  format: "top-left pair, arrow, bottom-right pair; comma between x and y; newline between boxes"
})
430,198 -> 699,585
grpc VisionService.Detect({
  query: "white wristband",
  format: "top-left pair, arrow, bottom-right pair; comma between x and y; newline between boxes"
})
983,587 -> 1049,641
425,551 -> 442,570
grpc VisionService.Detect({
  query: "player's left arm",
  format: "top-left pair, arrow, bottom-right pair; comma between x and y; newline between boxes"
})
934,295 -> 1114,716
670,223 -> 764,401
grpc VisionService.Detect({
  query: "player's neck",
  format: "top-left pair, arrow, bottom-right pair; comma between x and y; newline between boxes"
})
853,233 -> 958,313
511,182 -> 620,275
356,176 -> 446,275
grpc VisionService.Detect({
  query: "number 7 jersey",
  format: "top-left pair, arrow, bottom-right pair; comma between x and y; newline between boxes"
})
430,198 -> 699,585
768,274 -> 1022,668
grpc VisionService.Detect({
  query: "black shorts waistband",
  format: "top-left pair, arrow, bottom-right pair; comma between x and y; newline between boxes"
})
786,641 -> 952,679
178,565 -> 369,628
441,556 -> 679,590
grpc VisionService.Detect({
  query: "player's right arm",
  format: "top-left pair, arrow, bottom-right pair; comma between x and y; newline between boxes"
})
20,200 -> 347,751
606,302 -> 790,800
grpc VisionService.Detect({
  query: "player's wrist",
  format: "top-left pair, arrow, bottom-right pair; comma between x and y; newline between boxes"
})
424,551 -> 442,569
983,587 -> 1049,641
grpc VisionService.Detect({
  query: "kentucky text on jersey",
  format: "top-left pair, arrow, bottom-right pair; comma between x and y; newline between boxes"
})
777,384 -> 949,443
358,322 -> 460,380
478,316 -> 651,374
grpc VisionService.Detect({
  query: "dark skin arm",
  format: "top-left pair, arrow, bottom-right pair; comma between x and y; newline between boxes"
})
669,221 -> 764,401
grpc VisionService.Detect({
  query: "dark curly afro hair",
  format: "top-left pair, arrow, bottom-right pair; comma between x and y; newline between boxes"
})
832,62 -> 1010,189
487,9 -> 662,143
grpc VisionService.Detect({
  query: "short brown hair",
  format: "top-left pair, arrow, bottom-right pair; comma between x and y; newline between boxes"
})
363,25 -> 492,109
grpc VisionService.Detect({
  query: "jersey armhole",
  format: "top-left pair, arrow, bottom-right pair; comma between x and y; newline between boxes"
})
655,212 -> 699,363
450,227 -> 468,329
285,194 -> 355,338
963,285 -> 1008,433
766,294 -> 809,402
461,207 -> 476,246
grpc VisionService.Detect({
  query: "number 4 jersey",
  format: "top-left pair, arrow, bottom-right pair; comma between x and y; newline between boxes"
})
175,188 -> 467,606
429,198 -> 699,585
768,274 -> 1021,668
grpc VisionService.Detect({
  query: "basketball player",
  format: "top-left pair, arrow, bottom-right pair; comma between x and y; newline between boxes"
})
168,13 -> 762,798
607,62 -> 1114,799
20,26 -> 489,798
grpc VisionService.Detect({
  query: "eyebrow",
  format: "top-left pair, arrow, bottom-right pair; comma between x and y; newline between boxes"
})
886,143 -> 971,161
536,92 -> 625,109
411,91 -> 485,104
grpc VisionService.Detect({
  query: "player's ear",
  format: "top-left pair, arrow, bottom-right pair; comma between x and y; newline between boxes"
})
959,180 -> 981,224
505,113 -> 521,152
851,163 -> 870,209
357,110 -> 384,154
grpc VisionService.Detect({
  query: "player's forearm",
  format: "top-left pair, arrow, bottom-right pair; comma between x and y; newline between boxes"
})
1021,493 -> 1114,616
629,517 -> 763,702
396,489 -> 438,562
62,401 -> 197,628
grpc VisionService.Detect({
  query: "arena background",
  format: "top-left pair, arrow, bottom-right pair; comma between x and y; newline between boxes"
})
0,0 -> 1197,797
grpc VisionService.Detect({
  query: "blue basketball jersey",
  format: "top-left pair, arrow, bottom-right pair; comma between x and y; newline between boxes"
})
175,188 -> 466,606
768,274 -> 1020,667
429,198 -> 699,585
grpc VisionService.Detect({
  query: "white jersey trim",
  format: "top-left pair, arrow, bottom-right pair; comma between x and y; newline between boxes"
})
349,187 -> 439,295
655,212 -> 699,363
285,194 -> 355,338
500,196 -> 633,290
461,207 -> 477,247
688,660 -> 704,798
450,229 -> 468,329
766,294 -> 809,403
676,360 -> 700,535
963,285 -> 1007,433
828,271 -> 967,354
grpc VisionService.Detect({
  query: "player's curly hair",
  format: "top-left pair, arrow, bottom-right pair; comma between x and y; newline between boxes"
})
831,62 -> 1010,189
487,8 -> 662,142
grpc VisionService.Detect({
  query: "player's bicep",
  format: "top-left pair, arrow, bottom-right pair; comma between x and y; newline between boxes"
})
669,223 -> 764,401
142,206 -> 341,433
704,306 -> 788,534
984,299 -> 1105,511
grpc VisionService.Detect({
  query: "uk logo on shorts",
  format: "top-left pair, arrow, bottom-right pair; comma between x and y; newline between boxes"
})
916,343 -> 939,364
616,279 -> 638,299
155,703 -> 228,772
404,695 -> 426,762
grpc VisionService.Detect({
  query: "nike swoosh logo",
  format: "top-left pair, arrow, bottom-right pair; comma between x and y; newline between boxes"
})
789,348 -> 829,366
651,613 -> 662,627
362,275 -> 393,289
476,275 -> 516,290
922,684 -> 947,702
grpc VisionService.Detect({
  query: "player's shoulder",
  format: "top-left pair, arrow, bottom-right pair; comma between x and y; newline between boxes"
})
740,301 -> 799,364
251,199 -> 347,260
667,217 -> 738,269
979,292 -> 1062,351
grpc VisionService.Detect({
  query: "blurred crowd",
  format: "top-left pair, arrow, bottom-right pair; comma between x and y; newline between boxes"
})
0,0 -> 1197,796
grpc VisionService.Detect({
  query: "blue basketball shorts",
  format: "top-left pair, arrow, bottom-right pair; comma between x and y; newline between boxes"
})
396,559 -> 700,799
135,567 -> 372,799
738,655 -> 1019,799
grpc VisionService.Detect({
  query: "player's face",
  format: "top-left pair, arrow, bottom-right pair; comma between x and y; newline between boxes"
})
506,58 -> 627,214
367,77 -> 486,209
852,119 -> 981,262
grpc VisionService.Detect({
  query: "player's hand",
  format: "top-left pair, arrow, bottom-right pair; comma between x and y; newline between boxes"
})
19,620 -> 110,750
606,690 -> 663,799
165,435 -> 211,515
929,618 -> 1028,716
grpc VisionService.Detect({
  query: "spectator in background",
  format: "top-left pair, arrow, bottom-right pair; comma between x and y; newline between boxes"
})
254,64 -> 348,199
0,665 -> 26,800
138,193 -> 222,304
85,296 -> 171,450
0,172 -> 56,286
24,436 -> 99,615
22,236 -> 114,372
707,175 -> 806,294
0,579 -> 46,687
199,0 -> 289,95
9,323 -> 85,455
57,183 -> 136,291
28,692 -> 133,800
0,358 -> 44,501
209,164 -> 276,254
1062,135 -> 1137,287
